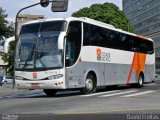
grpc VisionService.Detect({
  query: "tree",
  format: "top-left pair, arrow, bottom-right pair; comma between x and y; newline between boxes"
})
0,7 -> 14,76
72,2 -> 134,33
0,7 -> 14,44
1,41 -> 15,76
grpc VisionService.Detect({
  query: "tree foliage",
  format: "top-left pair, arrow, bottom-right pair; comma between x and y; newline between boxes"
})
1,41 -> 15,76
0,7 -> 14,43
72,2 -> 134,33
0,7 -> 14,76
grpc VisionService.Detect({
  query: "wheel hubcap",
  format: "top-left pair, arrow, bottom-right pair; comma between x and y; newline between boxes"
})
139,77 -> 143,85
86,79 -> 93,91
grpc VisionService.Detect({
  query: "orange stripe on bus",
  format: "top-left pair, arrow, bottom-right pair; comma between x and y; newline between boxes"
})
127,53 -> 146,84
133,53 -> 146,75
137,35 -> 149,40
127,53 -> 136,84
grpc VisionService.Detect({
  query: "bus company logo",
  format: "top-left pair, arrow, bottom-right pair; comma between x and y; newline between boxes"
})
96,48 -> 102,61
96,48 -> 111,62
102,52 -> 111,62
32,72 -> 37,79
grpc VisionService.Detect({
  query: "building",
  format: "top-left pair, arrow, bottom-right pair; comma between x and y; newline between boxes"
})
17,14 -> 44,32
123,0 -> 160,73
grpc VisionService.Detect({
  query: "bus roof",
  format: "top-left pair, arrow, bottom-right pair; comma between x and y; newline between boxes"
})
23,17 -> 152,41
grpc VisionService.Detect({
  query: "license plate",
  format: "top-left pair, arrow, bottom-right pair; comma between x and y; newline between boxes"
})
31,83 -> 40,89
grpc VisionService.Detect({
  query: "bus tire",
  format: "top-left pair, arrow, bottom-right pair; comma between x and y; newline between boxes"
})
136,74 -> 144,88
43,89 -> 57,96
81,73 -> 97,94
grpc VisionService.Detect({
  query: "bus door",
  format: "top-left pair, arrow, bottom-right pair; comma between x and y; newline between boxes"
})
65,21 -> 83,88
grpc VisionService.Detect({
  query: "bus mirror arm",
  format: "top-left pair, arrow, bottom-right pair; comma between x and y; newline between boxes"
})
58,32 -> 67,50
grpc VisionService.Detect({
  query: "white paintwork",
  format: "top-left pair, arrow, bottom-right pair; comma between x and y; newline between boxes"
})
81,46 -> 155,65
81,46 -> 135,64
16,69 -> 61,80
58,32 -> 66,49
146,54 -> 155,64
4,36 -> 15,53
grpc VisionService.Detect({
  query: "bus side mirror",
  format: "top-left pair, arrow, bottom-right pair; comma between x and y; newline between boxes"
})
51,0 -> 69,12
58,32 -> 66,50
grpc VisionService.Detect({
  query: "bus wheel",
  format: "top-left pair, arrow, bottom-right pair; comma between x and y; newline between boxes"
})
43,89 -> 57,96
136,74 -> 144,88
81,74 -> 97,94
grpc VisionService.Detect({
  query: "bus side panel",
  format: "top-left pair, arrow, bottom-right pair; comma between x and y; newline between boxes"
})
144,54 -> 155,82
82,62 -> 104,87
66,62 -> 106,88
99,63 -> 105,86
115,64 -> 129,85
65,62 -> 84,89
145,64 -> 155,82
104,63 -> 137,86
127,64 -> 138,84
105,63 -> 117,85
65,63 -> 154,89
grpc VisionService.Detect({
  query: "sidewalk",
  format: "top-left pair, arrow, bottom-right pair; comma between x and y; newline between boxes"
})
0,84 -> 30,96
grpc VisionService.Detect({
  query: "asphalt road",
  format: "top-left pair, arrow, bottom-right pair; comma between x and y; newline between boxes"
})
0,82 -> 160,120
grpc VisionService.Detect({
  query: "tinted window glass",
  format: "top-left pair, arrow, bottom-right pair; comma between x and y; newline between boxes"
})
20,21 -> 66,34
40,21 -> 66,32
83,22 -> 154,54
20,23 -> 40,34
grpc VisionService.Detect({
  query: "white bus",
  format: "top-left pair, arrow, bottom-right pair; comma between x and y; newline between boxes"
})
15,17 -> 155,96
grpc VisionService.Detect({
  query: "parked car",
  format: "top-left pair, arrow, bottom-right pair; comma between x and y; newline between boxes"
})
2,76 -> 13,84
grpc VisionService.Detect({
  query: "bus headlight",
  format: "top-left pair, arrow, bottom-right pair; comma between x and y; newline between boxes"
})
48,74 -> 63,80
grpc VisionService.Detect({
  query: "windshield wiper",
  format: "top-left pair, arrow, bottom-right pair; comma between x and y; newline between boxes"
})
22,44 -> 35,70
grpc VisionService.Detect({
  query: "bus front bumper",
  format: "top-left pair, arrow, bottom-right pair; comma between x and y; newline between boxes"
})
16,78 -> 66,89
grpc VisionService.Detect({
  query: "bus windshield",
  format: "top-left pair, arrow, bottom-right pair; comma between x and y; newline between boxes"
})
15,21 -> 66,70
